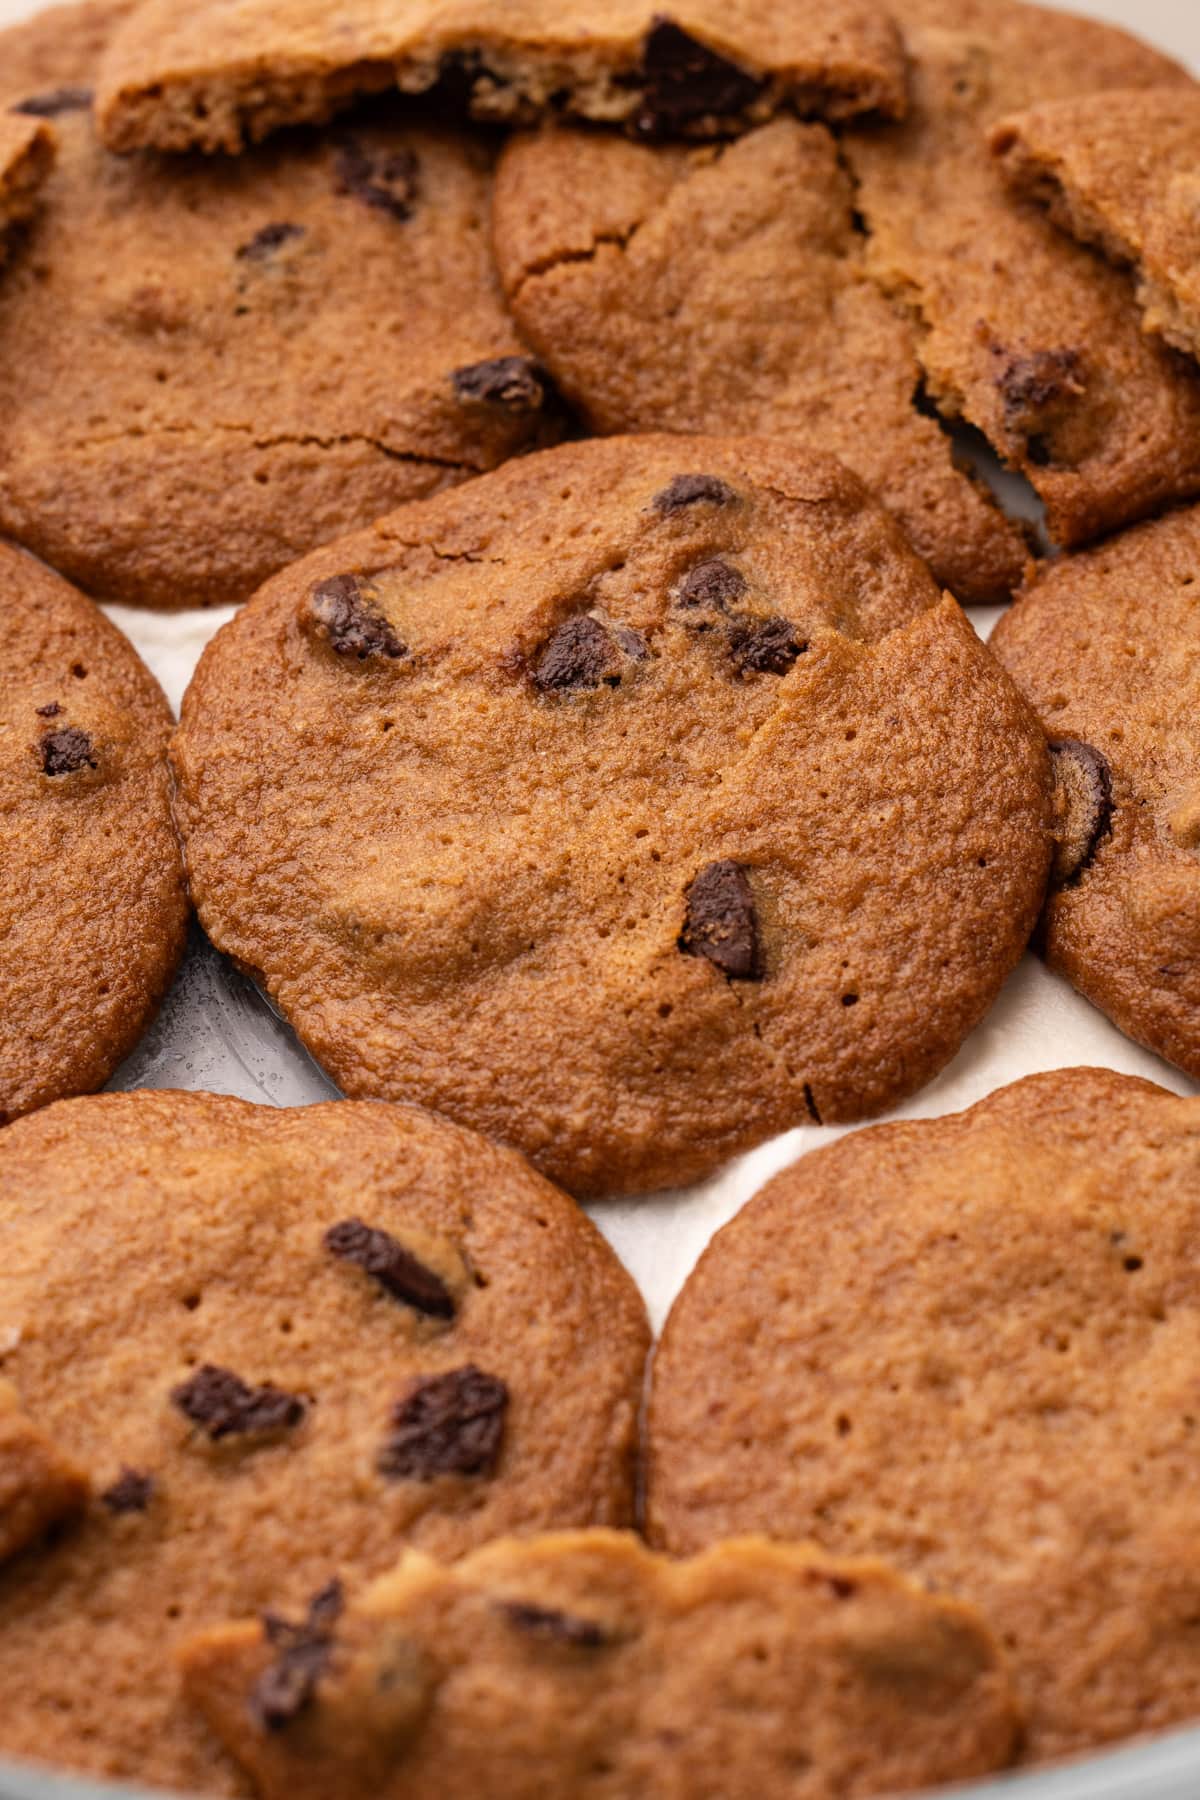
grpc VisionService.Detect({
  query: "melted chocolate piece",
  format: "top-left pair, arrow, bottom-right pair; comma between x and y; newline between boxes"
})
377,1365 -> 508,1481
100,1468 -> 156,1514
1049,738 -> 1114,886
35,701 -> 62,718
254,1580 -> 344,1731
39,727 -> 96,776
653,473 -> 738,515
334,140 -> 419,221
237,221 -> 306,261
532,616 -> 623,693
12,87 -> 92,117
170,1365 -> 306,1441
680,860 -> 762,980
727,615 -> 805,676
500,1602 -> 610,1648
307,574 -> 406,660
452,356 -> 550,415
676,559 -> 746,611
324,1218 -> 456,1320
635,20 -> 766,136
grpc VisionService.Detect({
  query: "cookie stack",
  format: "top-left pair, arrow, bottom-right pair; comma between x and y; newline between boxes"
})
2,0 -> 1200,1794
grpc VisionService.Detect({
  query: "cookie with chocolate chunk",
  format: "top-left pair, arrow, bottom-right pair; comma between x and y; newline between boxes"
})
94,0 -> 906,155
0,114 -> 54,263
843,0 -> 1200,555
0,1 -> 563,610
0,1089 -> 649,1792
179,1530 -> 1020,1800
992,86 -> 1200,366
172,434 -> 1052,1196
0,539 -> 187,1123
991,503 -> 1200,1080
493,118 -> 1026,603
647,1067 -> 1200,1762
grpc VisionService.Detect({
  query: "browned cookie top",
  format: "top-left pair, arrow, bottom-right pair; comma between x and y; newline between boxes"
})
493,118 -> 1027,604
991,503 -> 1200,1080
992,86 -> 1200,365
0,539 -> 187,1122
843,0 -> 1200,556
172,434 -> 1052,1197
0,113 -> 54,260
0,1090 -> 650,1792
179,1531 -> 1020,1800
94,0 -> 907,155
647,1067 -> 1200,1763
0,0 -> 564,610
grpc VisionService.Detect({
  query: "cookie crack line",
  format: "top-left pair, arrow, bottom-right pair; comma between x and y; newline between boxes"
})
43,422 -> 483,476
508,217 -> 660,302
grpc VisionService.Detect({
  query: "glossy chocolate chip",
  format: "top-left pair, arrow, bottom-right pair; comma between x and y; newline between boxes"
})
500,1602 -> 611,1648
1049,738 -> 1113,886
307,574 -> 405,661
170,1365 -> 306,1441
452,356 -> 550,415
727,615 -> 806,676
377,1365 -> 508,1481
634,20 -> 766,136
532,616 -> 623,693
39,727 -> 95,776
334,140 -> 419,221
11,87 -> 91,117
653,474 -> 738,515
100,1469 -> 156,1514
680,860 -> 762,980
324,1218 -> 456,1320
676,560 -> 746,611
254,1580 -> 344,1731
237,221 -> 305,261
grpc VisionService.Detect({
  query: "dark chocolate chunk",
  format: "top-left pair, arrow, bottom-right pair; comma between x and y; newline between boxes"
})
334,140 -> 419,221
377,1365 -> 508,1481
39,727 -> 96,776
653,473 -> 737,515
634,20 -> 766,136
1049,738 -> 1114,887
324,1218 -> 456,1320
11,86 -> 92,117
680,860 -> 762,980
237,221 -> 306,261
500,1602 -> 610,1649
995,347 -> 1086,428
35,701 -> 62,717
676,559 -> 746,611
254,1579 -> 344,1732
613,624 -> 650,660
532,615 -> 622,693
100,1468 -> 156,1514
170,1364 -> 306,1441
727,614 -> 806,676
452,356 -> 550,416
307,574 -> 405,661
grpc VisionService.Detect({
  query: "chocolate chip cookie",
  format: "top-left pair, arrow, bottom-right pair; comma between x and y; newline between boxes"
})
493,118 -> 1026,603
991,503 -> 1200,1080
94,0 -> 907,155
0,114 -> 54,263
0,539 -> 187,1123
179,1530 -> 1020,1800
172,434 -> 1052,1197
992,86 -> 1200,366
647,1066 -> 1200,1763
0,1 -> 564,610
843,0 -> 1200,555
0,1088 -> 649,1792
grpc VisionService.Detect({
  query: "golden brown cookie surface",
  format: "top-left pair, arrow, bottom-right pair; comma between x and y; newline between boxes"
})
0,540 -> 187,1122
0,1089 -> 649,1792
172,434 -> 1052,1196
844,0 -> 1200,553
992,504 -> 1200,1079
179,1531 -> 1020,1800
993,86 -> 1200,364
647,1067 -> 1200,1762
493,118 -> 1026,603
94,0 -> 907,155
0,1 -> 563,609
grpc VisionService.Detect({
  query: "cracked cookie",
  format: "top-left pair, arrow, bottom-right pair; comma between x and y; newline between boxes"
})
991,503 -> 1200,1080
0,114 -> 54,264
493,117 -> 1027,603
842,0 -> 1200,555
992,86 -> 1200,367
0,538 -> 187,1123
0,1088 -> 649,1792
0,0 -> 564,610
172,434 -> 1052,1197
179,1530 -> 1020,1800
94,0 -> 906,156
647,1066 -> 1200,1763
